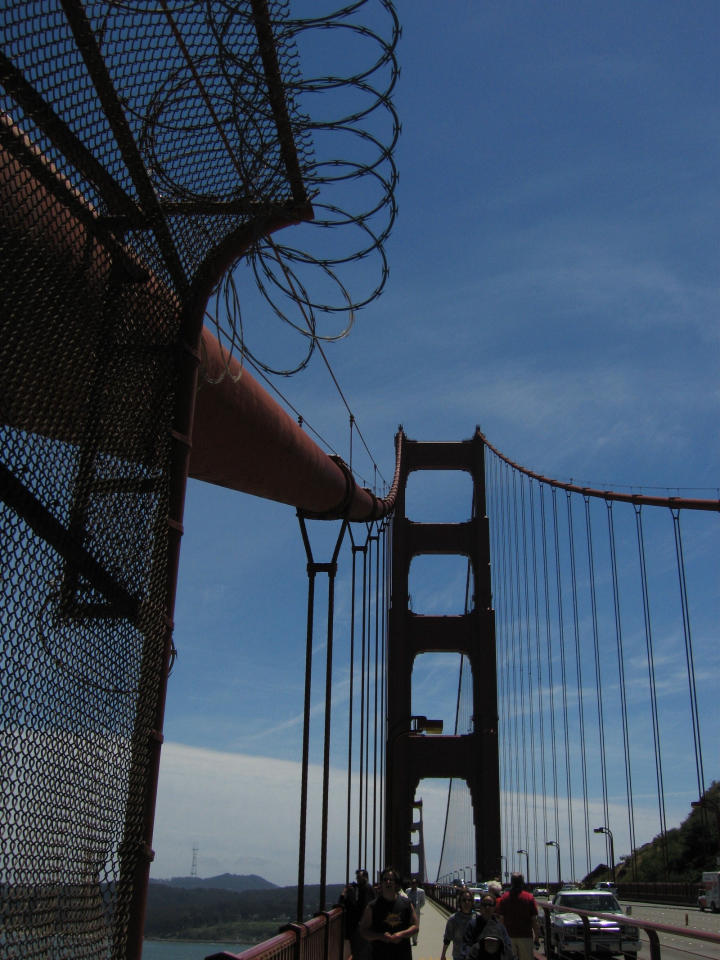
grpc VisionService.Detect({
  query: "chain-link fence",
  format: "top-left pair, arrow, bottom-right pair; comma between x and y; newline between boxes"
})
1,4 -> 313,957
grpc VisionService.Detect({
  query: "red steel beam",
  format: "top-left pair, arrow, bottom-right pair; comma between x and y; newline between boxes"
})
0,115 -> 399,522
190,330 -> 399,521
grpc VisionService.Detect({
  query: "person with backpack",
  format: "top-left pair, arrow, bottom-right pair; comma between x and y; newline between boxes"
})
341,869 -> 373,960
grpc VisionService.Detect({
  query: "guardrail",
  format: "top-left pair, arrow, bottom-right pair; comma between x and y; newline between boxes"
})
426,885 -> 720,960
205,907 -> 345,960
428,883 -> 469,913
616,882 -> 700,907
537,901 -> 720,960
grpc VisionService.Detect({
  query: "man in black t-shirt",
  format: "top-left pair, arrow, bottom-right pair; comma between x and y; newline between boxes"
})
359,868 -> 418,960
341,869 -> 372,960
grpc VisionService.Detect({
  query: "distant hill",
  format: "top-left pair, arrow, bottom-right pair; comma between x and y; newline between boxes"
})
152,873 -> 277,893
589,780 -> 720,884
144,882 -> 346,940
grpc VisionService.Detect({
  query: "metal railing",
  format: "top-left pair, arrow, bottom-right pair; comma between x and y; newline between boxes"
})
537,901 -> 720,960
426,886 -> 720,960
205,907 -> 345,960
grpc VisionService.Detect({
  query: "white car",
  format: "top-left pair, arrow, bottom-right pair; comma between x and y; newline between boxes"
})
545,889 -> 639,960
467,884 -> 489,908
595,882 -> 618,896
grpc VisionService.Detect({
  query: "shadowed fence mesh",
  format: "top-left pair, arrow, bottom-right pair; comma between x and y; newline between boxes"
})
0,3 -> 398,957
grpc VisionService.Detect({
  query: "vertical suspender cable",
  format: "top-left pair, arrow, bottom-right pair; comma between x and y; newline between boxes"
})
463,505 -> 475,869
635,505 -> 668,877
498,461 -> 512,865
530,480 -> 549,885
296,522 -> 316,921
364,531 -> 375,876
359,541 -> 368,870
380,520 -> 388,870
489,456 -> 503,868
505,466 -> 517,862
672,508 -> 706,800
486,453 -> 500,874
506,465 -> 515,868
346,533 -> 359,883
437,552 -> 470,879
319,520 -> 349,910
521,477 -> 538,880
585,497 -> 610,862
347,416 -> 356,881
511,470 -> 525,864
606,501 -> 637,877
540,486 -> 560,852
372,529 -> 380,878
551,488 -> 575,878
465,490 -> 476,869
567,492 -> 591,876
296,515 -> 347,916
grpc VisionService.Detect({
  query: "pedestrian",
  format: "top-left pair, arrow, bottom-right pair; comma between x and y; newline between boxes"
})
468,926 -> 509,960
340,869 -> 373,960
407,877 -> 425,946
487,881 -> 503,901
440,887 -> 476,960
495,873 -> 540,960
359,866 -> 418,960
461,895 -> 513,960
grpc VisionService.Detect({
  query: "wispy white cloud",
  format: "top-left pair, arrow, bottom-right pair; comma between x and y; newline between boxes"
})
152,742 -> 452,885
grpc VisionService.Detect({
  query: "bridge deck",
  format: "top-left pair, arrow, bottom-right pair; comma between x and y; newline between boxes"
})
415,898 -> 452,960
413,899 -> 546,960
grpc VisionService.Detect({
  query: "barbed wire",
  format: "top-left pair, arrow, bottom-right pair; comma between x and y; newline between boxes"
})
113,0 -> 399,487
197,0 -> 400,485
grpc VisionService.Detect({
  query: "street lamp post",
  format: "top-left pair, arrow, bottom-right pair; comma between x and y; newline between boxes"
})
546,841 -> 561,889
517,849 -> 530,883
593,826 -> 616,885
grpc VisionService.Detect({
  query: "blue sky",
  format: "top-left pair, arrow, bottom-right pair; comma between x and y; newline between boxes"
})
150,1 -> 719,887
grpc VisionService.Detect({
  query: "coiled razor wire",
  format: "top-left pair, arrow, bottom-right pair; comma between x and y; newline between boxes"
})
202,0 -> 400,378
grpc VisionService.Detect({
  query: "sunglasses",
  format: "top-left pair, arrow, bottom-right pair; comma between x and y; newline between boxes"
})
480,902 -> 495,908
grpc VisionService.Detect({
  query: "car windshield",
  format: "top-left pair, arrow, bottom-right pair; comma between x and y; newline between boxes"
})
556,895 -> 620,912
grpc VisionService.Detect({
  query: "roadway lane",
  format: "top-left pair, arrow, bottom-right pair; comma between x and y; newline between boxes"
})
620,902 -> 720,960
416,898 -> 720,960
532,900 -> 720,960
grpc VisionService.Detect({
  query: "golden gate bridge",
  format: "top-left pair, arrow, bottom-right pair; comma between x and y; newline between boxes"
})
1,3 -> 718,960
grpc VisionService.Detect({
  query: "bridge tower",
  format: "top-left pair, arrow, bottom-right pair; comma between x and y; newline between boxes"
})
410,799 -> 428,882
385,430 -> 500,880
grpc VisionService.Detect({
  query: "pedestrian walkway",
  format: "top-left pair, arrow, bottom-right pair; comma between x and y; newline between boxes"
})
410,898 -> 547,960
413,898 -> 451,960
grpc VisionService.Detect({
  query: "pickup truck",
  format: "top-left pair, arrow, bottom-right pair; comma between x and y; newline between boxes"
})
544,889 -> 639,960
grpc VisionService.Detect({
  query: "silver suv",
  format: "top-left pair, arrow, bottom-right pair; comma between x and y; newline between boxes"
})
545,889 -> 639,960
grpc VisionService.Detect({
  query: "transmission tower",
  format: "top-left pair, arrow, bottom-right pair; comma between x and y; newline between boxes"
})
191,843 -> 199,878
